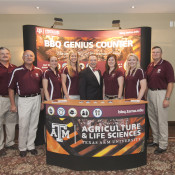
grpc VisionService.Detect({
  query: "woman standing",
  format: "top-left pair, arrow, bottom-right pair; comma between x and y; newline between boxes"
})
61,51 -> 81,99
43,56 -> 62,100
103,54 -> 124,99
125,53 -> 147,100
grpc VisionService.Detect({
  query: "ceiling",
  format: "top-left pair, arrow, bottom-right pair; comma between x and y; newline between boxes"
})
0,0 -> 175,14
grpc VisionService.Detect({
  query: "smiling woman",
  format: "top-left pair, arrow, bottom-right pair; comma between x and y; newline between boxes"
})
61,51 -> 81,99
42,56 -> 62,101
124,53 -> 147,100
103,53 -> 124,100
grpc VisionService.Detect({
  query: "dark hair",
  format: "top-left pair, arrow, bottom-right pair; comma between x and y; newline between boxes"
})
0,47 -> 10,52
152,46 -> 162,53
48,56 -> 57,62
105,54 -> 118,72
48,56 -> 58,72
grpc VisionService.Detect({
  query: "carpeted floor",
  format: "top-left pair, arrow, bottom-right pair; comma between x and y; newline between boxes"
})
0,142 -> 175,175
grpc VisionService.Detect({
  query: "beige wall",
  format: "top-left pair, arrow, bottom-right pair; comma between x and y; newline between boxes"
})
0,13 -> 175,120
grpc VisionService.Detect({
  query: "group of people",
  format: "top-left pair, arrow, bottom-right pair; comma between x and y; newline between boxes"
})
0,46 -> 174,158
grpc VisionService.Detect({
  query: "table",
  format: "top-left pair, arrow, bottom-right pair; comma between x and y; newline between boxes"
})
44,99 -> 147,170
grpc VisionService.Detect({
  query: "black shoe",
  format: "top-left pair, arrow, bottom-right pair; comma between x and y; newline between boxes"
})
29,149 -> 38,155
147,142 -> 159,147
20,151 -> 27,157
154,147 -> 167,154
0,148 -> 7,157
5,144 -> 18,150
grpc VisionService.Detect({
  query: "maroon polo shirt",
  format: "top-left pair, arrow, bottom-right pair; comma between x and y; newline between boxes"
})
0,63 -> 16,95
43,68 -> 62,100
103,69 -> 124,95
125,68 -> 146,99
8,64 -> 43,96
61,66 -> 79,95
146,59 -> 175,89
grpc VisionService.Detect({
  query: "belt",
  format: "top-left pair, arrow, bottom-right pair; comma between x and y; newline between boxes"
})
19,93 -> 40,98
105,95 -> 118,99
0,95 -> 9,98
149,88 -> 166,91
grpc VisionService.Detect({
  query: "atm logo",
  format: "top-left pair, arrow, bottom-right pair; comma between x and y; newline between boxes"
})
36,27 -> 43,34
50,123 -> 70,142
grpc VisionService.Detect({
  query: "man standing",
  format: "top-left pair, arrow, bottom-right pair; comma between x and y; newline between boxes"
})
146,46 -> 175,154
9,50 -> 44,157
0,47 -> 17,157
79,54 -> 103,100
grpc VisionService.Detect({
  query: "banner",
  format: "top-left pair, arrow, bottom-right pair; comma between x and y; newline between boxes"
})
46,103 -> 145,157
36,27 -> 141,72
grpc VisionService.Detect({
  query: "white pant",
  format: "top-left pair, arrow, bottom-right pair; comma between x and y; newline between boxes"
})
147,89 -> 168,149
0,96 -> 18,150
18,95 -> 41,151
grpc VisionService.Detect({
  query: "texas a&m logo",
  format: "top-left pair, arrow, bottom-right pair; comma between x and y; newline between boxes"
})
50,123 -> 70,142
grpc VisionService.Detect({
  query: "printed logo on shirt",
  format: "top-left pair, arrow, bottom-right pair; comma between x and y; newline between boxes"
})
48,106 -> 55,115
62,63 -> 67,68
111,73 -> 115,77
80,109 -> 89,118
57,107 -> 66,117
93,108 -> 102,118
79,63 -> 85,70
157,69 -> 161,73
35,73 -> 39,77
68,108 -> 77,117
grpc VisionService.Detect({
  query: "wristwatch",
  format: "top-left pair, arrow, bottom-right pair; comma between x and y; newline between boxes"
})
165,97 -> 170,101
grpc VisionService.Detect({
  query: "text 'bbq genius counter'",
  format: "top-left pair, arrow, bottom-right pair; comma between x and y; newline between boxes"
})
44,99 -> 147,170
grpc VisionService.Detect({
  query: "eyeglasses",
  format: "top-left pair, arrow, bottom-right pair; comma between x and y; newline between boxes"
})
24,54 -> 34,57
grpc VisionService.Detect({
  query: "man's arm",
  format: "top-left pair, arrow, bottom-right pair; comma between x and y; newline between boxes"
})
8,88 -> 17,112
163,82 -> 174,108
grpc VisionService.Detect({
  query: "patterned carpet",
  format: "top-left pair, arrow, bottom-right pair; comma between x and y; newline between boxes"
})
0,142 -> 175,175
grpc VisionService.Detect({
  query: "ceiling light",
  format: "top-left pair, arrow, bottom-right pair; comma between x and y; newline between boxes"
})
131,5 -> 135,9
36,6 -> 40,10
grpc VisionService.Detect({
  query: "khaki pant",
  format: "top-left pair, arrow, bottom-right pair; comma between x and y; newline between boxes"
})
147,89 -> 168,149
0,96 -> 18,150
18,95 -> 41,151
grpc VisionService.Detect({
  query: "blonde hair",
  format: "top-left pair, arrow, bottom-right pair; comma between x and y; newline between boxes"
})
67,51 -> 80,77
125,53 -> 140,76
